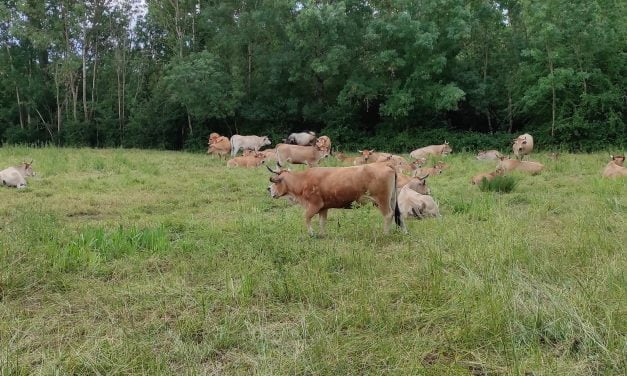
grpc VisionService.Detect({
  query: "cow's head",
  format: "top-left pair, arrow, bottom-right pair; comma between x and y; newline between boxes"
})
435,161 -> 448,169
267,164 -> 290,198
407,175 -> 431,195
411,158 -> 426,170
20,160 -> 35,177
495,166 -> 505,175
209,132 -> 219,142
442,141 -> 452,155
243,149 -> 255,157
611,155 -> 625,166
261,136 -> 271,146
358,149 -> 374,162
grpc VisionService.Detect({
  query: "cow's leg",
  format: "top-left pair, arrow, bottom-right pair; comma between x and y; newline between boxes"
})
374,195 -> 393,234
304,203 -> 322,237
318,209 -> 328,236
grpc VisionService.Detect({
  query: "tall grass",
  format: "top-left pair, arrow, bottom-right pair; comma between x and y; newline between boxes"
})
0,146 -> 625,375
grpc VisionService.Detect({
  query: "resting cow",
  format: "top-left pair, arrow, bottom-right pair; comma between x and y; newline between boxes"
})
227,152 -> 266,168
267,164 -> 403,236
471,167 -> 505,185
476,150 -> 503,160
276,144 -> 330,167
410,142 -> 452,159
230,135 -> 271,156
397,185 -> 440,232
497,156 -> 543,175
602,155 -> 627,178
1,161 -> 35,189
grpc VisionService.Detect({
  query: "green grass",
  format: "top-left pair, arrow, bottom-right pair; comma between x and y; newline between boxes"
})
0,146 -> 625,375
479,175 -> 518,193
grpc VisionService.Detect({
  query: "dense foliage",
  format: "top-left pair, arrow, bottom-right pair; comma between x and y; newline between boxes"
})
1,0 -> 625,152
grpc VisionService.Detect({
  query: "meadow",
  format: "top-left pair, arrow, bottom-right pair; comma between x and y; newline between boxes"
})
0,146 -> 625,375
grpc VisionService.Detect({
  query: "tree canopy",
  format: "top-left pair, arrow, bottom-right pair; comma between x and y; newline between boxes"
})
0,0 -> 625,151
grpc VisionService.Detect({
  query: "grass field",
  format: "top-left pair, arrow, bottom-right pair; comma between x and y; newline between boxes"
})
0,146 -> 625,375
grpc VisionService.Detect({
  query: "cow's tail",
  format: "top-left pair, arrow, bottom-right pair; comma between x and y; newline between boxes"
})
391,172 -> 402,228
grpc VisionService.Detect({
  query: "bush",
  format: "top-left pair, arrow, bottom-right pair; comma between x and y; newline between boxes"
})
479,175 -> 518,193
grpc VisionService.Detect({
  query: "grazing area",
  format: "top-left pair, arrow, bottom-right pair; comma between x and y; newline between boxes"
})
0,146 -> 625,375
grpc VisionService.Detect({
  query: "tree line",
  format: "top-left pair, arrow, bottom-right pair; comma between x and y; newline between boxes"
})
0,0 -> 625,152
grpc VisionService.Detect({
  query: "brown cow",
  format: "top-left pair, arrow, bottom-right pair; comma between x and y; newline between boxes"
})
410,142 -> 452,159
412,165 -> 442,178
227,152 -> 266,168
267,164 -> 403,236
471,167 -> 505,185
207,133 -> 231,159
315,136 -> 332,153
276,144 -> 330,167
603,155 -> 627,178
353,149 -> 375,165
497,156 -> 544,174
336,152 -> 358,165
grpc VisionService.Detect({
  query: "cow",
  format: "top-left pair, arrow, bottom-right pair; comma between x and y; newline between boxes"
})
410,142 -> 452,159
396,173 -> 431,194
397,185 -> 440,232
497,156 -> 544,175
226,152 -> 266,168
412,165 -> 442,178
275,144 -> 330,167
260,148 -> 277,162
476,150 -> 503,160
354,149 -> 374,165
230,135 -> 271,156
267,164 -> 403,236
287,131 -> 317,146
315,136 -> 332,153
602,155 -> 627,178
207,133 -> 231,159
471,167 -> 505,185
1,161 -> 35,189
335,152 -> 358,165
512,133 -> 534,160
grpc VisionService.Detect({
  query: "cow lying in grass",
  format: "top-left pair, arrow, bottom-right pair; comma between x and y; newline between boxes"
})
471,167 -> 505,185
410,142 -> 452,159
603,155 -> 627,178
1,161 -> 35,189
497,156 -> 544,175
397,184 -> 440,232
267,164 -> 403,236
227,152 -> 266,168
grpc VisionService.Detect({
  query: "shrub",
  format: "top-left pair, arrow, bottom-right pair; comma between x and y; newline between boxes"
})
479,175 -> 517,193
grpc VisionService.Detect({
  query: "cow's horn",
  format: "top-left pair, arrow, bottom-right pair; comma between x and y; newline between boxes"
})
266,165 -> 277,174
276,162 -> 283,168
420,174 -> 430,180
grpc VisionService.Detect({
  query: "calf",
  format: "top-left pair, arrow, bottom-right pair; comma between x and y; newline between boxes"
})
410,142 -> 452,159
276,144 -> 330,167
497,156 -> 544,174
1,161 -> 35,189
602,155 -> 627,178
230,135 -> 271,156
267,164 -> 403,236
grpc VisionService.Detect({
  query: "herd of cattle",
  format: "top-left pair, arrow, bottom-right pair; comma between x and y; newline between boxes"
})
1,132 -> 625,235
206,131 -> 627,235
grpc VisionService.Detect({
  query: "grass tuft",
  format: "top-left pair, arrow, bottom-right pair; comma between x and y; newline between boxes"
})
479,175 -> 518,193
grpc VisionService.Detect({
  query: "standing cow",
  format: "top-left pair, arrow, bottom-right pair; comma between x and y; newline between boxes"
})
230,135 -> 271,156
276,144 -> 330,167
512,133 -> 534,160
286,131 -> 317,146
267,164 -> 403,236
410,142 -> 452,159
207,133 -> 231,159
1,161 -> 35,189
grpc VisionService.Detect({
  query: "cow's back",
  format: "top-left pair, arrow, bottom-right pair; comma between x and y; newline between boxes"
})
0,167 -> 26,188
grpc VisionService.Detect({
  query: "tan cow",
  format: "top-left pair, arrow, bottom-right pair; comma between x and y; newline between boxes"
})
353,149 -> 374,165
410,142 -> 452,159
227,152 -> 266,168
476,150 -> 503,160
336,152 -> 358,165
497,156 -> 544,174
602,155 -> 627,178
412,165 -> 442,178
471,167 -> 505,185
267,164 -> 403,236
315,136 -> 332,153
397,185 -> 440,232
260,148 -> 277,162
512,133 -> 534,160
207,133 -> 231,159
276,144 -> 330,167
1,161 -> 35,189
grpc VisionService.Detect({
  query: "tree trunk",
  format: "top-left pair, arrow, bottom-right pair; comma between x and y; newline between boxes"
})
546,44 -> 556,137
248,43 -> 252,94
82,37 -> 89,122
55,64 -> 62,137
15,86 -> 24,129
508,88 -> 513,133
